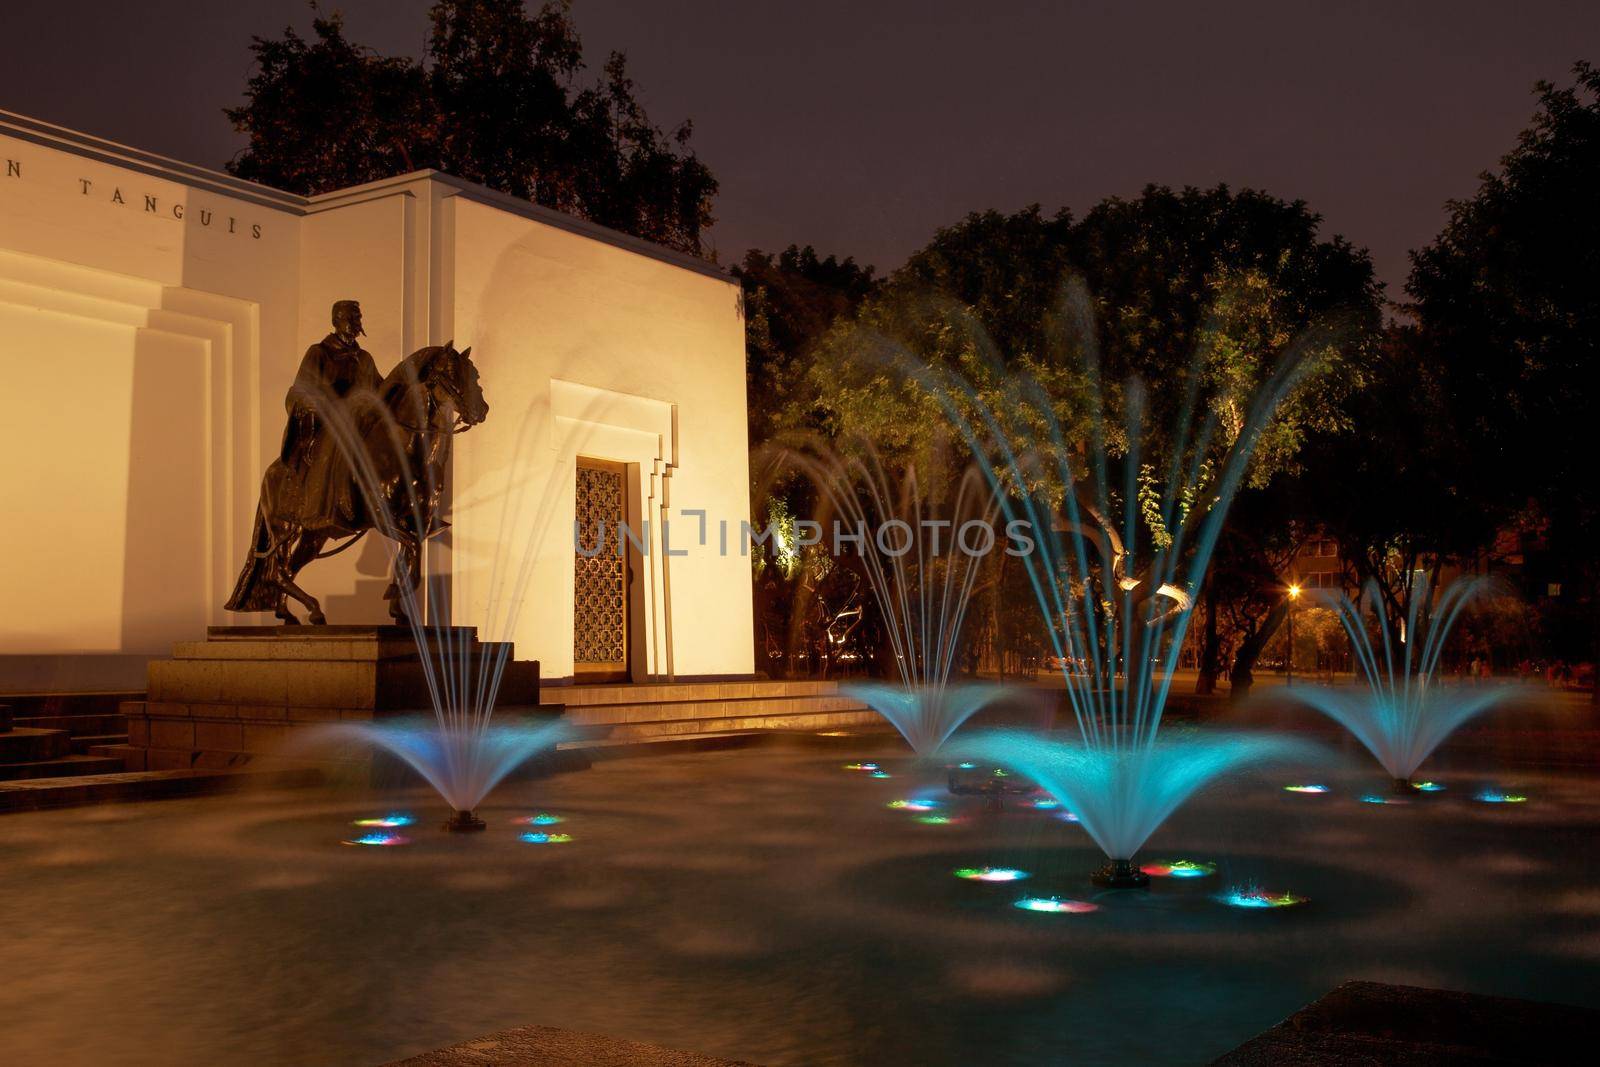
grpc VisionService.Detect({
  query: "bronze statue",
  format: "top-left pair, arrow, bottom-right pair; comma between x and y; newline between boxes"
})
225,300 -> 488,625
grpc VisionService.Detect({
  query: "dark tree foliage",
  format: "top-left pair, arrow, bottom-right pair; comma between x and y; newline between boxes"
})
896,205 -> 1077,363
1407,62 -> 1600,683
736,245 -> 880,677
736,245 -> 881,447
1071,184 -> 1382,384
1300,325 -> 1503,625
226,2 -> 717,256
803,190 -> 1382,686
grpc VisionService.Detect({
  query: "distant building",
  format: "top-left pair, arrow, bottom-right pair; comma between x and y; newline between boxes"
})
1290,534 -> 1346,593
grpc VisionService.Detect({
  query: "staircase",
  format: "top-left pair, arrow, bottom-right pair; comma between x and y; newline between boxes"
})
0,692 -> 136,782
544,678 -> 881,750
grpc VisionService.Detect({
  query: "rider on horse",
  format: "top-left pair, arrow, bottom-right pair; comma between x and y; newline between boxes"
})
279,299 -> 383,529
225,300 -> 486,625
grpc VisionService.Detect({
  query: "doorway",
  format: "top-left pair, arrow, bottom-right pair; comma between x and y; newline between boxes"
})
573,457 -> 632,681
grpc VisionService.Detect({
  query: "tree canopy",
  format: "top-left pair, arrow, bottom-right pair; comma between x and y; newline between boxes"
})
226,1 -> 717,256
804,187 -> 1383,514
1408,61 -> 1600,668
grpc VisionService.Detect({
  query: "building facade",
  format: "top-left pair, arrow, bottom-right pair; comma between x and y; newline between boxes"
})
0,110 -> 755,691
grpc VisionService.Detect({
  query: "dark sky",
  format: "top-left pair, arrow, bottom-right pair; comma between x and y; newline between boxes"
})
3,1 -> 1597,297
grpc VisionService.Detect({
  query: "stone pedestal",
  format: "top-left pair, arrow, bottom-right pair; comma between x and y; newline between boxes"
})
124,626 -> 541,771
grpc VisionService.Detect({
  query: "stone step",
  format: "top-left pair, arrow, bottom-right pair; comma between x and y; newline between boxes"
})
0,727 -> 71,764
88,743 -> 145,771
542,679 -> 846,707
12,713 -> 127,737
70,733 -> 129,754
0,765 -> 324,813
559,693 -> 869,727
559,708 -> 884,748
0,754 -> 126,781
0,692 -> 142,717
146,657 -> 538,710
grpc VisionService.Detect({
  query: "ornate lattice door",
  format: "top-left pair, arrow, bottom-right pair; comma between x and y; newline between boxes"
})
574,458 -> 630,679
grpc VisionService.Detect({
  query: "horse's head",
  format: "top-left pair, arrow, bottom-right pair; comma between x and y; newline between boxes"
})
417,342 -> 488,432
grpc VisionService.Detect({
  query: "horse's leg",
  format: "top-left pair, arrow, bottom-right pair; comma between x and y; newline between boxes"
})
287,533 -> 329,624
387,536 -> 421,624
279,575 -> 324,626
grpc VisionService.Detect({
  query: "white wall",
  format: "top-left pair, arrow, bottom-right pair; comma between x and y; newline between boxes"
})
448,197 -> 754,681
0,126 -> 296,686
1,117 -> 755,688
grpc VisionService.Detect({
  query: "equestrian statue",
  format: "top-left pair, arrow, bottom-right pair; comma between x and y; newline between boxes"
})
225,300 -> 488,625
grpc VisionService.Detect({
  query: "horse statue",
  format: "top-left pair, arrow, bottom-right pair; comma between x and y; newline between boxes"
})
224,341 -> 488,625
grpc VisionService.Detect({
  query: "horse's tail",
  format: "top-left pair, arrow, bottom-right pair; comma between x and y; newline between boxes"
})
224,500 -> 281,613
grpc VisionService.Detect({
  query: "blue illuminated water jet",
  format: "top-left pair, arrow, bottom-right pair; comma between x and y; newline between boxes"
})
320,717 -> 567,822
842,680 -> 1015,757
780,445 -> 1011,756
879,278 -> 1327,883
1283,576 -> 1517,790
950,731 -> 1312,870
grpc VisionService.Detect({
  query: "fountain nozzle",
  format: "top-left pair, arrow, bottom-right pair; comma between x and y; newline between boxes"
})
443,809 -> 487,833
1091,858 -> 1150,889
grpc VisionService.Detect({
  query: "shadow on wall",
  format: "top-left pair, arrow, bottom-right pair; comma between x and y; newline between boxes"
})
120,323 -> 207,653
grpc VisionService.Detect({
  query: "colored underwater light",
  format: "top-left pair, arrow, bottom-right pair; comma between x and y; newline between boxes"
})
513,813 -> 565,825
888,798 -> 942,812
519,832 -> 573,844
1283,784 -> 1329,794
843,762 -> 881,772
1475,790 -> 1528,804
1414,781 -> 1446,793
914,814 -> 953,825
1014,897 -> 1099,914
871,771 -> 892,779
1032,798 -> 1061,810
1057,810 -> 1080,822
1360,794 -> 1409,805
954,866 -> 1030,883
1140,860 -> 1216,879
1219,887 -> 1307,909
958,762 -> 977,770
351,813 -> 416,827
342,833 -> 410,847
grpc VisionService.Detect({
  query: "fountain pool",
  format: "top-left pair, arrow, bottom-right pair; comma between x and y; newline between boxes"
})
1,738 -> 1596,1066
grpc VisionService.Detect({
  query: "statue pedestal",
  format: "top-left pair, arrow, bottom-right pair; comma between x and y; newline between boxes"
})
124,626 -> 541,772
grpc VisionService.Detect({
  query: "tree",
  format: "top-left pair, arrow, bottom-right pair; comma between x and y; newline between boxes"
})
735,245 -> 880,448
1408,62 -> 1600,696
805,192 -> 1381,680
226,2 -> 717,256
736,246 -> 880,676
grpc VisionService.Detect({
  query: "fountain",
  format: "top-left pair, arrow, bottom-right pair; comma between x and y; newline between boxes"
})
952,731 -> 1311,886
775,445 -> 1014,755
1283,576 -> 1516,793
900,278 -> 1332,883
321,717 -> 568,831
282,351 -> 592,831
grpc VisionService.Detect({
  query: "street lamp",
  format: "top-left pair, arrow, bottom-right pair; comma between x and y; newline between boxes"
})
1286,583 -> 1302,687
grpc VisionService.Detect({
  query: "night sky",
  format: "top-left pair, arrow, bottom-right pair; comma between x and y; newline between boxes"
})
3,0 -> 1597,297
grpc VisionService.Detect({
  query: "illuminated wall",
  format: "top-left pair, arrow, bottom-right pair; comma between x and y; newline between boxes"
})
0,110 -> 753,689
448,196 -> 755,681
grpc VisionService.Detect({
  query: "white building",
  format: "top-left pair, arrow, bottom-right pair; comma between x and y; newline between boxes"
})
0,109 -> 756,691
